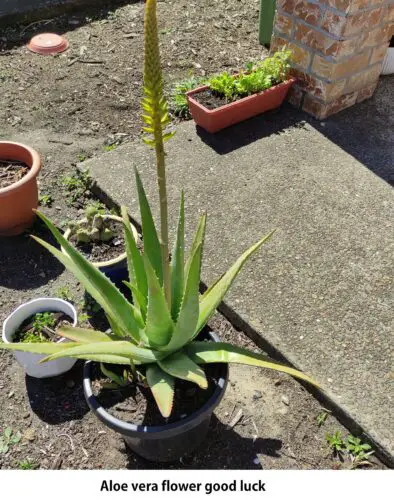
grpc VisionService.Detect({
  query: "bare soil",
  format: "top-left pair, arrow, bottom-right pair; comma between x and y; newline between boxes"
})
0,313 -> 383,470
0,1 -> 385,470
0,160 -> 29,189
192,88 -> 233,110
92,360 -> 220,427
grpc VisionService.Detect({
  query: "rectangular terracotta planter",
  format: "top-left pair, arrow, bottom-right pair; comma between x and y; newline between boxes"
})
186,77 -> 296,133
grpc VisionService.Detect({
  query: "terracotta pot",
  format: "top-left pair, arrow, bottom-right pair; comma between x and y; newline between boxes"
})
0,142 -> 41,236
187,77 -> 296,133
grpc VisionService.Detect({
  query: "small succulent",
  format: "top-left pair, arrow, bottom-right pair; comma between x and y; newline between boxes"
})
68,205 -> 114,245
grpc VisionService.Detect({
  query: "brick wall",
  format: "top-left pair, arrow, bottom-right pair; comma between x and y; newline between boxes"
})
270,0 -> 394,119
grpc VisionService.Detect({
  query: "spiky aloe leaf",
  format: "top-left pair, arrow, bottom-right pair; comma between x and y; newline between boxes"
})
0,342 -> 79,355
165,243 -> 202,352
32,211 -> 143,343
146,364 -> 175,418
121,205 -> 148,315
100,363 -> 129,387
122,281 -> 147,322
185,213 -> 206,280
57,326 -> 117,343
170,192 -> 185,321
195,230 -> 275,336
40,341 -> 165,365
186,342 -> 319,387
158,352 -> 208,389
143,254 -> 174,347
135,170 -> 163,285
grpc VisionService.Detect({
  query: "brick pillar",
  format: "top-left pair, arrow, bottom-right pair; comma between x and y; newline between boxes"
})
270,0 -> 394,119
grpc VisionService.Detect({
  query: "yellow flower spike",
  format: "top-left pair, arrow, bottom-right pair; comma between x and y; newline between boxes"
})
143,0 -> 173,307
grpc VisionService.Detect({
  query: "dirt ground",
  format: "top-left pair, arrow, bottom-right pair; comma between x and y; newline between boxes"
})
0,313 -> 381,470
0,1 -> 384,470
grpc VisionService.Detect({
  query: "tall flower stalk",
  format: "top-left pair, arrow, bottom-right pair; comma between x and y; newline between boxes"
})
142,0 -> 174,307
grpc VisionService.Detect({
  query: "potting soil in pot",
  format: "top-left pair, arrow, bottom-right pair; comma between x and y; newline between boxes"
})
192,89 -> 236,110
0,160 -> 29,189
12,311 -> 73,343
71,220 -> 125,262
91,362 -> 221,426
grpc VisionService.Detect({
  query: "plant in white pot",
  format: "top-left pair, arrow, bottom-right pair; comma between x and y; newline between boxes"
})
0,0 -> 318,461
2,297 -> 77,378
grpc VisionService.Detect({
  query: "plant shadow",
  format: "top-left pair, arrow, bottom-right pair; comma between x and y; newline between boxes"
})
0,217 -> 64,290
195,103 -> 307,155
25,360 -> 89,424
122,415 -> 283,469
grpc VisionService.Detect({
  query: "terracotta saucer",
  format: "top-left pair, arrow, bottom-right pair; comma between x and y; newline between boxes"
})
27,33 -> 69,55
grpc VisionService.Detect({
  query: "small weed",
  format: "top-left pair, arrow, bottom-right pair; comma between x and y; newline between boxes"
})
18,458 -> 39,470
39,194 -> 54,207
62,169 -> 91,203
326,431 -> 345,453
0,427 -> 21,454
32,312 -> 56,335
326,431 -> 375,469
78,312 -> 91,324
104,143 -> 117,152
77,153 -> 87,162
171,76 -> 208,119
317,411 -> 329,427
56,286 -> 74,302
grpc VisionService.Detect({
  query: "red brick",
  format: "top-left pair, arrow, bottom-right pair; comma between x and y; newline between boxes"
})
294,0 -> 322,26
303,91 -> 358,119
356,82 -> 378,103
321,11 -> 347,36
359,25 -> 390,50
320,0 -> 352,13
276,0 -> 296,14
312,51 -> 370,79
370,43 -> 390,65
388,3 -> 394,22
290,68 -> 347,100
349,0 -> 371,12
287,85 -> 304,107
294,23 -> 359,58
325,91 -> 358,115
274,13 -> 294,37
343,7 -> 385,37
346,64 -> 382,92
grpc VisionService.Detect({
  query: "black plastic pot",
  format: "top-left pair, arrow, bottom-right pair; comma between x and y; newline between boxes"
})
83,332 -> 228,462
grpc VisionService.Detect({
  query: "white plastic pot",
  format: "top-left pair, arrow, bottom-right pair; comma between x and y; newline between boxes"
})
2,298 -> 78,378
382,47 -> 394,75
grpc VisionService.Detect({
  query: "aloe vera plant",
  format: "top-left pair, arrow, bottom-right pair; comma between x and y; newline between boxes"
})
0,0 -> 318,418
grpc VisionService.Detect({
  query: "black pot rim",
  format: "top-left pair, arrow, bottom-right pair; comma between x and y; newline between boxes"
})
83,332 -> 228,440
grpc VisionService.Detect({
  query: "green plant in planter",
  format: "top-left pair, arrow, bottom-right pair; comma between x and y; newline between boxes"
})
67,204 -> 114,244
0,0 -> 317,417
208,49 -> 292,102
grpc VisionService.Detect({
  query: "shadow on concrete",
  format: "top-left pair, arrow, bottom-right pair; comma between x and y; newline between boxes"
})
0,218 -> 64,290
26,361 -> 89,424
122,415 -> 282,469
0,0 -> 141,50
196,77 -> 393,186
196,105 -> 308,155
309,76 -> 394,187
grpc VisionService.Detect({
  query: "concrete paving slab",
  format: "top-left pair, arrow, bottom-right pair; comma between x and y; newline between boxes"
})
82,96 -> 394,464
